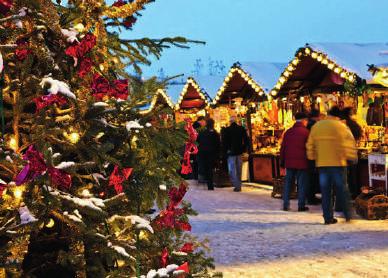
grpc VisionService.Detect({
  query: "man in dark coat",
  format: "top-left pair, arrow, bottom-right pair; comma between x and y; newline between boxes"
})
197,118 -> 220,190
222,116 -> 249,192
280,112 -> 310,211
191,116 -> 206,181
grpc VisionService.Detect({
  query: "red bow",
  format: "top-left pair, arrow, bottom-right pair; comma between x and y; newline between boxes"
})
34,94 -> 68,113
15,145 -> 72,190
167,183 -> 187,209
78,57 -> 93,78
160,247 -> 169,268
91,74 -> 129,100
65,33 -> 96,66
108,165 -> 133,194
15,39 -> 32,61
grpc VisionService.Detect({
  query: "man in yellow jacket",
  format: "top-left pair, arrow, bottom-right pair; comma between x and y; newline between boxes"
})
306,106 -> 357,224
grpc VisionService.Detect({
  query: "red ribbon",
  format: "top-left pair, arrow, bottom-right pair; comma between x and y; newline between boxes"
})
176,262 -> 189,273
181,119 -> 198,175
91,74 -> 129,101
34,94 -> 68,113
160,247 -> 169,268
167,183 -> 187,209
108,165 -> 133,194
15,145 -> 72,190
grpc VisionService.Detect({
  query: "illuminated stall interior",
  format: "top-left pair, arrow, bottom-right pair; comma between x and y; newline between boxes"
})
271,42 -> 388,193
212,62 -> 286,184
174,76 -> 223,123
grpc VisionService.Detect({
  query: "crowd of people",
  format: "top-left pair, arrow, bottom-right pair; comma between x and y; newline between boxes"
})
189,105 -> 361,225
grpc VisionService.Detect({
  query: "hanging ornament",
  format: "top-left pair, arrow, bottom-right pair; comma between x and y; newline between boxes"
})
167,183 -> 187,209
108,165 -> 133,194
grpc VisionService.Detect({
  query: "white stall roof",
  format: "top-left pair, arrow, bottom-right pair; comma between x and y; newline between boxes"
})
238,62 -> 287,93
307,43 -> 388,81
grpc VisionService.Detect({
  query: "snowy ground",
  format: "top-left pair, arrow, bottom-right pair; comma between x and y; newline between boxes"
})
186,181 -> 388,278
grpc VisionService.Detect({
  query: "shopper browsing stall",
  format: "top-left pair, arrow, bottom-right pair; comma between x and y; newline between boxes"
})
222,116 -> 249,192
280,112 -> 310,212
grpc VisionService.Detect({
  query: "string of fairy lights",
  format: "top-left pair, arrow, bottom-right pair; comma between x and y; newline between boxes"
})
212,66 -> 265,105
139,89 -> 174,115
270,46 -> 357,97
175,77 -> 210,110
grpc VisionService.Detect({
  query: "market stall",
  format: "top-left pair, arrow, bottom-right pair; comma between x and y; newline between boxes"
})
211,62 -> 285,184
270,42 -> 388,197
173,76 -> 222,123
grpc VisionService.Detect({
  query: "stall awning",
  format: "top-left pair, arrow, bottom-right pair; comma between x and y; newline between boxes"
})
271,43 -> 388,96
212,62 -> 286,105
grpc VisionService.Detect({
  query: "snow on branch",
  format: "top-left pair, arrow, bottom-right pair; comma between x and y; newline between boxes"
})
107,214 -> 154,234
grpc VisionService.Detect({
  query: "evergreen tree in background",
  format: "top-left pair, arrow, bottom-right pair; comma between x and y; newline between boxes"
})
0,0 -> 218,277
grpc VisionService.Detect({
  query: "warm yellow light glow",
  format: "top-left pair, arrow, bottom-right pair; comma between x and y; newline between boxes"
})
14,187 -> 23,199
69,132 -> 80,144
292,58 -> 299,66
322,59 -> 328,65
271,90 -> 277,96
73,23 -> 85,33
8,137 -> 18,151
116,260 -> 125,267
348,75 -> 355,82
46,218 -> 55,228
334,67 -> 341,74
284,71 -> 290,77
328,63 -> 335,70
99,64 -> 105,71
340,72 -> 346,78
317,97 -> 322,103
317,55 -> 323,62
300,96 -> 305,102
287,65 -> 294,71
259,91 -> 264,96
305,48 -> 311,54
279,76 -> 286,84
311,52 -> 318,59
275,83 -> 281,90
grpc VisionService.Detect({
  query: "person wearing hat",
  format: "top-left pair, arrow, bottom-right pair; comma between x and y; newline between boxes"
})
280,112 -> 310,212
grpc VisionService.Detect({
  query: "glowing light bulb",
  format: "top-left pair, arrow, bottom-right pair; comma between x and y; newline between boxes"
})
334,67 -> 341,74
99,64 -> 105,71
348,75 -> 355,82
311,52 -> 318,59
317,97 -> 322,103
259,91 -> 264,96
279,76 -> 286,84
328,63 -> 335,70
300,96 -> 305,102
305,48 -> 311,54
46,218 -> 55,228
275,83 -> 281,90
340,72 -> 346,78
69,132 -> 80,144
73,23 -> 85,33
8,137 -> 17,151
287,65 -> 294,71
14,187 -> 23,199
271,90 -> 277,96
322,59 -> 328,65
292,58 -> 299,66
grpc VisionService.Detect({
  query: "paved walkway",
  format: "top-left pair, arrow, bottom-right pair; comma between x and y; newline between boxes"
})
186,182 -> 388,278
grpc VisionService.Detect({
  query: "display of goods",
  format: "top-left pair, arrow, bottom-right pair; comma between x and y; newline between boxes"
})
354,193 -> 388,220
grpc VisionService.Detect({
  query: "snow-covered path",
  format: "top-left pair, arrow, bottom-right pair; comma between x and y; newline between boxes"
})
186,182 -> 388,278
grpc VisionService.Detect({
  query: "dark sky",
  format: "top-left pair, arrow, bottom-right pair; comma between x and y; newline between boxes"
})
125,0 -> 388,77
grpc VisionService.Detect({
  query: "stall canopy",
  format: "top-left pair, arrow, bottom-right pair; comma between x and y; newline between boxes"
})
139,88 -> 174,115
271,43 -> 388,96
175,76 -> 224,110
212,62 -> 286,105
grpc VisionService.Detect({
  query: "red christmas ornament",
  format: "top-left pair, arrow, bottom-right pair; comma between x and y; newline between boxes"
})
175,221 -> 191,231
34,94 -> 68,113
160,247 -> 169,268
110,79 -> 129,100
48,167 -> 72,191
180,243 -> 194,253
0,0 -> 12,15
108,165 -> 133,194
78,57 -> 93,77
176,262 -> 189,274
181,119 -> 198,175
14,145 -> 72,190
168,183 -> 187,209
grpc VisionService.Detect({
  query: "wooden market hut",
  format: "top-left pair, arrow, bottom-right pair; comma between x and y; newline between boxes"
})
212,62 -> 286,184
270,42 -> 388,194
173,76 -> 224,123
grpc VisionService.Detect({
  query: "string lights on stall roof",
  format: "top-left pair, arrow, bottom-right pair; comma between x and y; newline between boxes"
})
212,66 -> 265,105
271,46 -> 357,97
175,78 -> 209,110
139,89 -> 174,115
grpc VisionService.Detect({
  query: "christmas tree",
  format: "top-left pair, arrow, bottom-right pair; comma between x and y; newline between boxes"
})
0,0 -> 219,277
